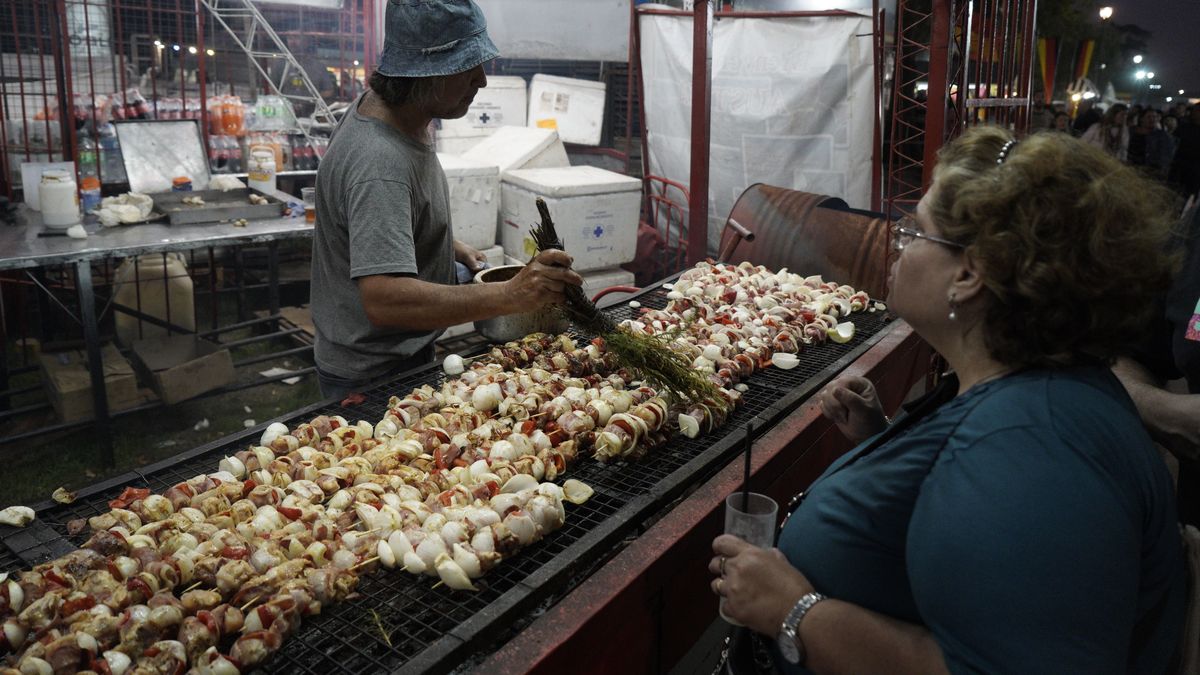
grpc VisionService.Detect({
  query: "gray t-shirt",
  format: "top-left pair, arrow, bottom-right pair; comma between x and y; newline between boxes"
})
310,97 -> 454,381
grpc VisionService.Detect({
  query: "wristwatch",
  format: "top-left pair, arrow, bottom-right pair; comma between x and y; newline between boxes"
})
777,591 -> 827,665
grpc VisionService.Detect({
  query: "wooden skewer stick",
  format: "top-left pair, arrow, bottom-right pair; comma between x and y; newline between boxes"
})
240,594 -> 264,612
182,581 -> 203,593
431,580 -> 444,589
351,555 -> 381,572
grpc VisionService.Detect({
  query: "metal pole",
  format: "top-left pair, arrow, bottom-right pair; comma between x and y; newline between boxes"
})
76,261 -> 114,466
267,240 -> 281,328
922,0 -> 953,189
687,0 -> 713,266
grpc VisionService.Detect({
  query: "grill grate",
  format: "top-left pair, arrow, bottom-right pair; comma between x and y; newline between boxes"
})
1,275 -> 896,673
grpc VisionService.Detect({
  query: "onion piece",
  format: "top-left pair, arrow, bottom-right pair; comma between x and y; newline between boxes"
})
0,505 -> 35,528
443,354 -> 465,376
771,353 -> 800,370
678,413 -> 701,439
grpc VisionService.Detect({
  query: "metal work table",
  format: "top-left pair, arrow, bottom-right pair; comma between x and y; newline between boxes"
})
0,193 -> 312,459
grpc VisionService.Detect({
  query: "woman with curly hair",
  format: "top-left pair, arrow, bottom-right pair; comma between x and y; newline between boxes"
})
710,126 -> 1186,673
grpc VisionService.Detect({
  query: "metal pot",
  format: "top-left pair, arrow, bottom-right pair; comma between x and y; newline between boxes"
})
472,265 -> 569,342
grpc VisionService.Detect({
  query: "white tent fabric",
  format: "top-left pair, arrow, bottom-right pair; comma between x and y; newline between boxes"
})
640,12 -> 876,255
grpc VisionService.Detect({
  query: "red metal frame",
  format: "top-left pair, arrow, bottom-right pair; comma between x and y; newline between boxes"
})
629,4 -> 888,263
885,0 -> 1037,220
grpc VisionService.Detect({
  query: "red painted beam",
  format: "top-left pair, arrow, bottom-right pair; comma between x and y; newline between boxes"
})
922,0 -> 953,189
482,322 -> 931,675
686,0 -> 713,266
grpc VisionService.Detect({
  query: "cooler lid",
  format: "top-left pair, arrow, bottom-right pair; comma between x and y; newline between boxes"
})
531,73 -> 607,92
437,153 -> 499,177
486,75 -> 528,91
502,166 -> 641,197
462,126 -> 560,173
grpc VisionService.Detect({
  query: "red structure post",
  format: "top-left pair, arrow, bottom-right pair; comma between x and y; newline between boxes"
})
686,0 -> 713,266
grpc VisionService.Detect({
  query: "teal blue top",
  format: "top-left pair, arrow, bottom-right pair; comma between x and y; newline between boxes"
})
778,367 -> 1185,674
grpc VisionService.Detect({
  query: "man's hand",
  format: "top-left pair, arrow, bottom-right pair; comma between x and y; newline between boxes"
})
454,240 -> 488,273
504,250 -> 583,311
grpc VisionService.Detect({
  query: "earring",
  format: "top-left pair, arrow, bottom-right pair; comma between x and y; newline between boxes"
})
948,293 -> 958,321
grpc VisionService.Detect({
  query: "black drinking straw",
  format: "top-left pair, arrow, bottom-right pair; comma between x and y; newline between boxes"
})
742,422 -> 752,512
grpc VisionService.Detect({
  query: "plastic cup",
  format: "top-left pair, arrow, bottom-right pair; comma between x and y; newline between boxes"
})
719,492 -> 778,625
302,187 -> 316,223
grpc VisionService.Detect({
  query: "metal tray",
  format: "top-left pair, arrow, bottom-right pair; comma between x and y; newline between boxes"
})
152,187 -> 286,225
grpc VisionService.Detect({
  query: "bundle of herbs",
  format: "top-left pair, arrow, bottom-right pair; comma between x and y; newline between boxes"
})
529,198 -> 722,403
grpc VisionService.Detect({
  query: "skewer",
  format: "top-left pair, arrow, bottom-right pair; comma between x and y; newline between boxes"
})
431,580 -> 444,589
240,594 -> 265,612
182,581 -> 203,593
351,556 -> 381,572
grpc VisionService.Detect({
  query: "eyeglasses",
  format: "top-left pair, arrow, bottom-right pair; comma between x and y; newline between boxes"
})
891,216 -> 965,253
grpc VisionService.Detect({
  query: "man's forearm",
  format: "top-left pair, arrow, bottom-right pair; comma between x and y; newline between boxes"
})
359,276 -> 516,330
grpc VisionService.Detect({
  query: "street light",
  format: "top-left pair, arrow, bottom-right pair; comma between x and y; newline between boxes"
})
1136,70 -> 1147,80
1180,89 -> 1186,95
1099,6 -> 1113,20
1133,54 -> 1144,64
1147,72 -> 1155,79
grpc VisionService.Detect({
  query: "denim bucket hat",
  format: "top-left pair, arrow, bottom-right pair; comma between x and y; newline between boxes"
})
378,0 -> 500,78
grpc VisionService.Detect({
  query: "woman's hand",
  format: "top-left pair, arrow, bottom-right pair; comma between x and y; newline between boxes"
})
454,239 -> 488,273
818,375 -> 888,444
709,534 -> 813,636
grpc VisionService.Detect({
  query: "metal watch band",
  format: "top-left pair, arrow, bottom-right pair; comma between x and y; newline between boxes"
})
783,591 -> 828,665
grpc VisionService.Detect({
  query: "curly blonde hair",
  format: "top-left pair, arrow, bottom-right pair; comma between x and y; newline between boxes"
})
929,126 -> 1179,369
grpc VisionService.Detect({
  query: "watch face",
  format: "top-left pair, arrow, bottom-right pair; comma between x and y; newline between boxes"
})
777,630 -> 801,664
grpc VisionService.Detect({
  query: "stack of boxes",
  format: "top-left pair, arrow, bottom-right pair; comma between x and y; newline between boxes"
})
437,73 -> 638,342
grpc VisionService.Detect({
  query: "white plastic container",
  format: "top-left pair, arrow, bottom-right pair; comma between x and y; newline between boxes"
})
438,153 -> 500,250
462,126 -> 570,174
113,254 -> 196,346
246,149 -> 277,193
439,245 -> 508,341
38,169 -> 80,228
500,166 -> 641,273
443,75 -> 529,132
436,127 -> 492,155
527,74 -> 607,146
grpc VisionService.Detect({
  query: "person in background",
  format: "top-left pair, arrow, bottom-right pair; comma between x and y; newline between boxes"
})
270,34 -> 337,118
1164,114 -> 1179,136
1170,105 -> 1200,199
1028,100 -> 1052,130
1051,110 -> 1071,133
1071,98 -> 1101,136
1115,201 -> 1200,526
1081,102 -> 1129,161
309,0 -> 582,402
710,127 -> 1184,674
1128,109 -> 1177,179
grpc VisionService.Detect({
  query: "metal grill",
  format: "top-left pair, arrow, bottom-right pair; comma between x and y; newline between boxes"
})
1,276 -> 896,673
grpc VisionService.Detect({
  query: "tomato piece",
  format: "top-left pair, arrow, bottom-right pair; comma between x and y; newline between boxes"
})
276,507 -> 302,521
108,486 -> 151,510
220,546 -> 250,560
433,447 -> 447,472
127,577 -> 153,600
43,569 -> 68,588
437,491 -> 453,507
241,479 -> 257,499
62,595 -> 97,616
451,458 -> 469,468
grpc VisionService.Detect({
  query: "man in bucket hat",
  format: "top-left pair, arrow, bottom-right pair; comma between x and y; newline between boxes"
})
310,0 -> 581,402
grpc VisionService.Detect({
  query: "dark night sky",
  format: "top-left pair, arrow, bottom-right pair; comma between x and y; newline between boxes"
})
1108,0 -> 1200,102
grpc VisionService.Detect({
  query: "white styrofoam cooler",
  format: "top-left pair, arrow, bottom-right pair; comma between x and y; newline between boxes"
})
462,126 -> 570,173
500,166 -> 641,273
439,245 -> 507,341
438,153 -> 500,250
442,76 -> 528,132
437,76 -> 530,155
527,74 -> 607,146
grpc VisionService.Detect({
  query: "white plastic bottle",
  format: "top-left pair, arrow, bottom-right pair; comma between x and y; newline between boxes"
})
39,169 -> 80,228
246,148 -> 277,193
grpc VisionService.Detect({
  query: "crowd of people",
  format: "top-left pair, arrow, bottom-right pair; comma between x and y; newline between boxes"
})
1033,98 -> 1200,196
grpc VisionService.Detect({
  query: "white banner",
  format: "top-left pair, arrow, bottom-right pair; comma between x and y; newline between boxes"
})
640,12 -> 876,255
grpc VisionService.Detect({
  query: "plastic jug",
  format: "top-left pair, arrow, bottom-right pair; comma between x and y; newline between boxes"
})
113,254 -> 196,345
247,148 -> 277,193
39,169 -> 80,228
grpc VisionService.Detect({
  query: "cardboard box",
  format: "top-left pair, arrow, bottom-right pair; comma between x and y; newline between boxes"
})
131,335 -> 235,405
40,344 -> 141,423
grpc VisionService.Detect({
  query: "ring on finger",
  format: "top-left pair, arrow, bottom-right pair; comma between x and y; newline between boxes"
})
720,556 -> 727,576
716,577 -> 724,595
